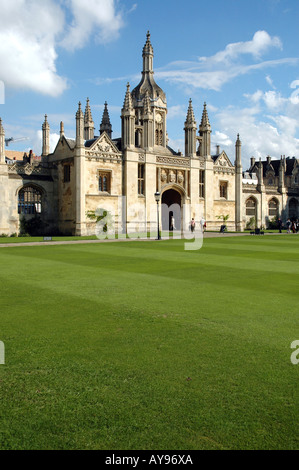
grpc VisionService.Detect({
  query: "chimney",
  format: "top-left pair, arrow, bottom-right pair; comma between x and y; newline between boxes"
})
250,157 -> 255,168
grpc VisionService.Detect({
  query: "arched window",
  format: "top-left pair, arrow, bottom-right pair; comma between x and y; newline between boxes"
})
135,129 -> 142,148
269,199 -> 278,217
155,124 -> 163,146
246,197 -> 257,217
18,186 -> 42,215
98,171 -> 111,193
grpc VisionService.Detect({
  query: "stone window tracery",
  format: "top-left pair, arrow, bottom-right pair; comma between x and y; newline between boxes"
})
98,171 -> 111,193
18,186 -> 42,215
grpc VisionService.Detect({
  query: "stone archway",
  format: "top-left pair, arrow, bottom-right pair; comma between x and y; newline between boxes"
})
161,188 -> 182,231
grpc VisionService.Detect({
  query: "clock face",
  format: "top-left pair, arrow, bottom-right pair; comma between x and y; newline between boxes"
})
155,113 -> 162,123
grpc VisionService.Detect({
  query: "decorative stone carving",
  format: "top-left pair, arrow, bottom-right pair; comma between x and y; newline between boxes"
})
177,171 -> 184,184
161,170 -> 167,182
168,171 -> 176,183
156,156 -> 190,167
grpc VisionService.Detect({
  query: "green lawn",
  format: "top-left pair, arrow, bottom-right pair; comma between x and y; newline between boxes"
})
0,235 -> 298,450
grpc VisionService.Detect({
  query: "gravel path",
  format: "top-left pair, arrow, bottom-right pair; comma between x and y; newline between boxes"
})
0,231 -> 264,248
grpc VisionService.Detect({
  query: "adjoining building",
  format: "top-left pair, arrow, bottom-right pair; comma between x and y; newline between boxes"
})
0,32 -> 298,236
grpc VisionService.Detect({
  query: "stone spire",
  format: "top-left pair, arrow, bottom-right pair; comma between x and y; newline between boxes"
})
100,101 -> 112,139
131,32 -> 166,106
184,99 -> 197,157
121,83 -> 135,149
0,118 -> 5,163
235,133 -> 242,167
200,102 -> 211,129
42,114 -> 50,157
199,102 -> 211,157
76,102 -> 84,148
84,98 -> 95,140
122,83 -> 134,112
185,99 -> 196,125
142,30 -> 154,74
60,121 -> 64,139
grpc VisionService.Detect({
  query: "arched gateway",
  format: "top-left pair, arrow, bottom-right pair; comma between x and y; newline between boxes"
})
161,188 -> 182,231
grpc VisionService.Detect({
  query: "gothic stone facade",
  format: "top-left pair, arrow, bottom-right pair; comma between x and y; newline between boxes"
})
0,33 -> 298,236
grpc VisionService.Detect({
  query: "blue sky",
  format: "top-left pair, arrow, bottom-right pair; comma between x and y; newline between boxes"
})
0,0 -> 299,168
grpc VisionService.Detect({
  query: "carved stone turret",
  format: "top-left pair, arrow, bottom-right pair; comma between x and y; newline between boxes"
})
131,31 -> 166,106
100,102 -> 112,139
184,99 -> 197,157
84,98 -> 95,141
121,83 -> 135,149
199,102 -> 211,158
42,114 -> 50,156
60,121 -> 64,139
76,102 -> 84,148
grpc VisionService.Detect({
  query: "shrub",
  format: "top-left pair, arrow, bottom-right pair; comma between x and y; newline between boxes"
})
20,216 -> 48,236
246,217 -> 256,230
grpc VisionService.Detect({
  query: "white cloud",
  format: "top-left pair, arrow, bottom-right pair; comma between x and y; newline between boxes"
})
244,90 -> 264,103
155,31 -> 297,92
290,80 -> 299,105
263,90 -> 286,111
0,0 -> 67,96
168,137 -> 184,153
213,131 -> 233,148
167,105 -> 186,120
33,130 -> 61,155
156,57 -> 298,92
214,97 -> 299,168
0,0 -> 125,96
265,74 -> 275,88
198,31 -> 282,65
62,0 -> 124,51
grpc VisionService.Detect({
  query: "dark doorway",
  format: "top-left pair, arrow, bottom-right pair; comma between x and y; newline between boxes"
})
289,198 -> 298,221
161,189 -> 182,231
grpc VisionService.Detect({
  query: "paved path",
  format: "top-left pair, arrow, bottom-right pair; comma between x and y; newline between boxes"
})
0,231 -> 267,248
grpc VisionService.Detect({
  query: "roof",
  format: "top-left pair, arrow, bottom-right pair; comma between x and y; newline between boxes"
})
5,150 -> 26,161
5,150 -> 41,162
65,139 -> 76,150
249,157 -> 298,177
84,138 -> 98,148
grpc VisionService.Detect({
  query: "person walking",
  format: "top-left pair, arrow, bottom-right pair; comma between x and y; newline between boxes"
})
277,218 -> 282,233
200,217 -> 206,233
292,220 -> 296,233
286,219 -> 291,233
190,218 -> 195,232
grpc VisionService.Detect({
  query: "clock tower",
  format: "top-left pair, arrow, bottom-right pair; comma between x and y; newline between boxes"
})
130,31 -> 167,149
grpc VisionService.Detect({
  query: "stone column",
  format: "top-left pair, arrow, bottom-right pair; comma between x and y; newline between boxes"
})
42,115 -> 50,157
75,102 -> 86,236
235,134 -> 243,231
0,118 -> 5,164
